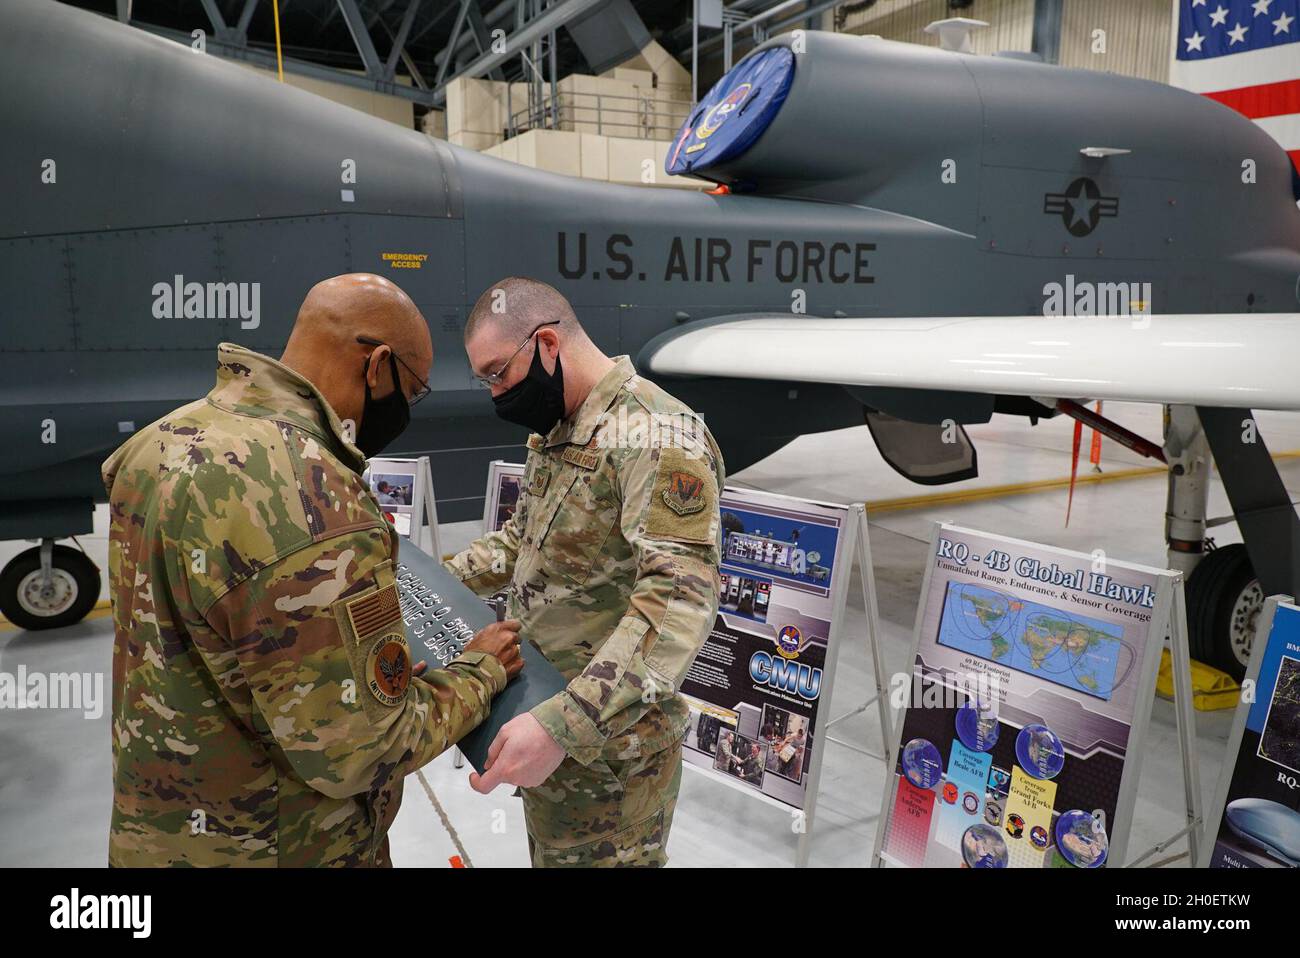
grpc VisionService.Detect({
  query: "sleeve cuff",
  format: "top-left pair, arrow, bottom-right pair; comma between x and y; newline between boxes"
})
531,692 -> 605,766
447,650 -> 507,697
441,554 -> 477,583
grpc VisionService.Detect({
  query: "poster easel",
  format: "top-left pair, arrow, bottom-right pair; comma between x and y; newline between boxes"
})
1124,574 -> 1203,868
482,460 -> 525,534
822,504 -> 896,774
793,502 -> 894,866
366,455 -> 441,559
869,521 -> 1202,869
1198,594 -> 1298,869
676,491 -> 892,868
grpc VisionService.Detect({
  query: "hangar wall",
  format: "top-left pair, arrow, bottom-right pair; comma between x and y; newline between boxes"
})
839,0 -> 1173,83
839,0 -> 1035,53
1057,0 -> 1173,82
441,38 -> 701,190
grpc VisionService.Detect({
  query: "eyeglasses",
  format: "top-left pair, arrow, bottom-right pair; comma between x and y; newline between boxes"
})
356,336 -> 431,406
474,320 -> 560,388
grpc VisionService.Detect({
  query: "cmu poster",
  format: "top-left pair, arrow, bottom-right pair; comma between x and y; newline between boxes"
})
679,488 -> 850,811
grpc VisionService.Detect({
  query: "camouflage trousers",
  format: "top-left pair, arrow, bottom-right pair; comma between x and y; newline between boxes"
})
521,739 -> 683,867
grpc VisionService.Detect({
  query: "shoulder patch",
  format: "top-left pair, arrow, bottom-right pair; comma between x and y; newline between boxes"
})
345,583 -> 400,638
645,446 -> 717,544
365,633 -> 412,706
334,575 -> 412,719
663,470 -> 706,515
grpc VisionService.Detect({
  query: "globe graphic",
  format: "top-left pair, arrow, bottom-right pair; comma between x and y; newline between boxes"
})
1015,723 -> 1065,780
956,701 -> 1000,752
902,738 -> 943,790
961,824 -> 1008,868
1055,809 -> 1108,868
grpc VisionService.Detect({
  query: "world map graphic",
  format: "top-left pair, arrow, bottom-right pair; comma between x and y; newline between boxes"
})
938,583 -> 1129,700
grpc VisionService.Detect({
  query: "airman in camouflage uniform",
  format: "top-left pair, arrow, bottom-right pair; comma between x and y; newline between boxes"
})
103,340 -> 513,867
448,346 -> 725,867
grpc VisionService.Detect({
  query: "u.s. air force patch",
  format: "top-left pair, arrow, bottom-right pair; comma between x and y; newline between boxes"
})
663,470 -> 705,516
645,446 -> 717,544
366,633 -> 411,705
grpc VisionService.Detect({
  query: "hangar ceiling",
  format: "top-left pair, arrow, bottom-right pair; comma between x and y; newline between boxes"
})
60,0 -> 837,113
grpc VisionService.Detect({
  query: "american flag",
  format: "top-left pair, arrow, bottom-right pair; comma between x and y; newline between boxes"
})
1170,0 -> 1300,172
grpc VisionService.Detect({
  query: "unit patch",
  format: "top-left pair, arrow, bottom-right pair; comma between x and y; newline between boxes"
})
366,633 -> 412,706
664,470 -> 705,516
645,447 -> 716,544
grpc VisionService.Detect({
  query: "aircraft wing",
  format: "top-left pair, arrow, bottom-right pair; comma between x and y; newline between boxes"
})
640,313 -> 1300,411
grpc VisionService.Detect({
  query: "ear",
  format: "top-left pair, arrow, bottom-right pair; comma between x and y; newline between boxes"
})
364,344 -> 390,388
535,326 -> 560,360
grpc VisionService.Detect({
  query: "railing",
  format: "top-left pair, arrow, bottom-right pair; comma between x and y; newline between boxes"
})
508,89 -> 692,140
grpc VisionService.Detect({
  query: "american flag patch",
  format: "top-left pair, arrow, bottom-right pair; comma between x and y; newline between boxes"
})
346,583 -> 400,639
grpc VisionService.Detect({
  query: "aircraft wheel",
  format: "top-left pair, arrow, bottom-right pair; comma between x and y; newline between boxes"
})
1186,543 -> 1262,683
0,544 -> 100,631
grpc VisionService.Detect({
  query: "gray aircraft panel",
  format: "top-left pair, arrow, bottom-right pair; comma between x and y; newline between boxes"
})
1,237 -> 80,351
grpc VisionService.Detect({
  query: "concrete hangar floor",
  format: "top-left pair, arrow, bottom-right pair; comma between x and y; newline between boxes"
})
4,405 -> 1298,868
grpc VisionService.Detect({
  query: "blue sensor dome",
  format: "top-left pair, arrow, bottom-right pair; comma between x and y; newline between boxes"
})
665,46 -> 796,178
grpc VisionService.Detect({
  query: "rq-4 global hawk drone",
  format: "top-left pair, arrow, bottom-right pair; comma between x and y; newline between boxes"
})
2,0 -> 1298,679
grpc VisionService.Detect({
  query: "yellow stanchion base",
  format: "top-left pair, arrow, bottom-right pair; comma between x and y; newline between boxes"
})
1155,648 -> 1240,711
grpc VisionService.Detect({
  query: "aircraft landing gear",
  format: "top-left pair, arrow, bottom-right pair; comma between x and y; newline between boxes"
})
1164,405 -> 1261,681
0,539 -> 100,631
1035,400 -> 1269,680
1185,543 -> 1261,682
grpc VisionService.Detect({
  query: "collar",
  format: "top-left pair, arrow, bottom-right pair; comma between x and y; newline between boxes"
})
542,355 -> 636,449
207,343 -> 366,473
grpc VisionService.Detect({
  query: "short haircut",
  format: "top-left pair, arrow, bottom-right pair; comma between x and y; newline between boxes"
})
464,276 -> 581,345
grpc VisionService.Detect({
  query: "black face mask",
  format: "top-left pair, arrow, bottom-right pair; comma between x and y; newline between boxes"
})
493,344 -> 565,435
356,350 -> 411,457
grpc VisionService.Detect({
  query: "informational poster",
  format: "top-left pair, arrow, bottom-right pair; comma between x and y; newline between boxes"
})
874,523 -> 1173,868
482,461 -> 525,533
367,456 -> 440,557
366,458 -> 418,536
1204,598 -> 1300,869
679,487 -> 852,811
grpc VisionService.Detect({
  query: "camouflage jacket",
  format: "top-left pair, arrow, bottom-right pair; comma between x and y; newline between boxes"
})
446,356 -> 724,766
102,343 -> 506,867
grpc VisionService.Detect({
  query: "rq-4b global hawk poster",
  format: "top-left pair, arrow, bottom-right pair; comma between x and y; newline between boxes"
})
875,523 -> 1174,869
